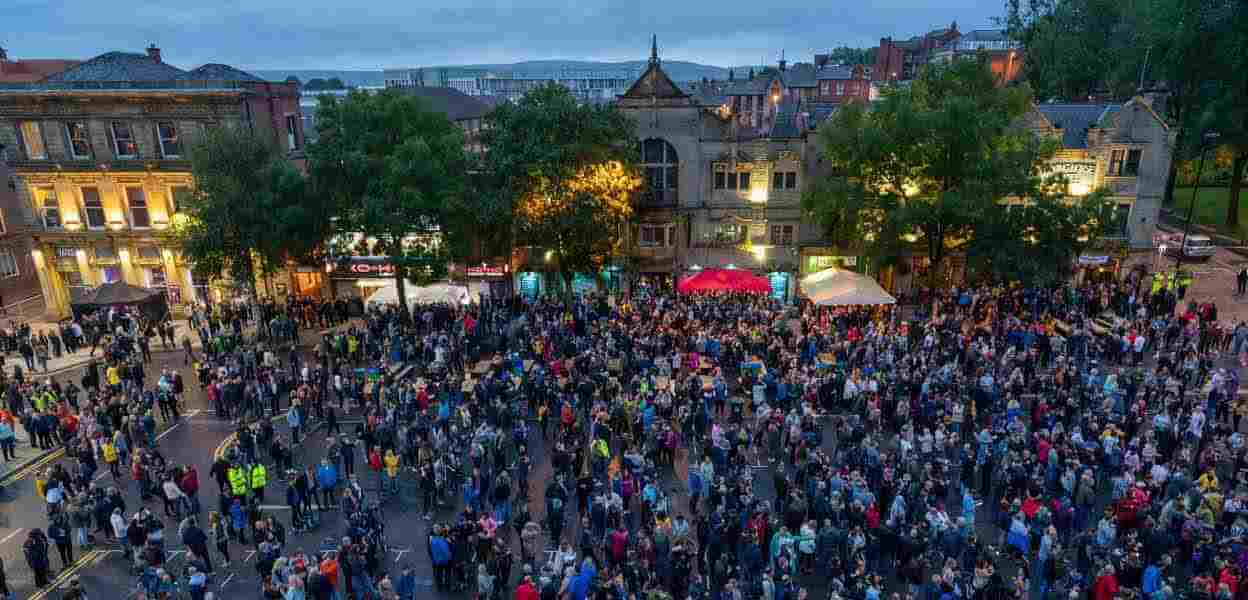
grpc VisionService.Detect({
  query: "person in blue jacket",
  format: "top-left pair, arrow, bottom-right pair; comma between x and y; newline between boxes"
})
316,459 -> 338,509
428,527 -> 452,590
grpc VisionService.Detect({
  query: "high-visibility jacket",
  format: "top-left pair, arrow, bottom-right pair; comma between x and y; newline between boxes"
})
1180,274 -> 1193,288
102,442 -> 117,463
250,464 -> 267,489
227,466 -> 248,496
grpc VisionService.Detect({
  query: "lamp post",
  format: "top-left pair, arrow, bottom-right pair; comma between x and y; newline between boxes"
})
1175,131 -> 1220,276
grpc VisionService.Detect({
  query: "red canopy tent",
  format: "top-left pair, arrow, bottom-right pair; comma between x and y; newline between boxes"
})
677,268 -> 771,294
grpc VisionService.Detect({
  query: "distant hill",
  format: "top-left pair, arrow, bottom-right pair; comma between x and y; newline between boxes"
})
253,70 -> 385,87
254,59 -> 733,86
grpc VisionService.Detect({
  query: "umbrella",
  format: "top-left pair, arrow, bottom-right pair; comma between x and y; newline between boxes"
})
75,281 -> 161,305
677,268 -> 771,294
801,268 -> 896,306
366,281 -> 474,308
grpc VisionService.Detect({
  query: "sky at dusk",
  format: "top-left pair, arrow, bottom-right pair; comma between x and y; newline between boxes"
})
5,0 -> 1005,70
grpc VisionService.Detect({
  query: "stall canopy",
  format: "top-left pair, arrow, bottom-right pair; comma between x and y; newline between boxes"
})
365,281 -> 474,308
801,268 -> 896,306
677,268 -> 771,294
71,281 -> 169,319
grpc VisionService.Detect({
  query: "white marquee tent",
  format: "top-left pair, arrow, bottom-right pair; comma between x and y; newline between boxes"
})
365,281 -> 474,308
801,268 -> 896,306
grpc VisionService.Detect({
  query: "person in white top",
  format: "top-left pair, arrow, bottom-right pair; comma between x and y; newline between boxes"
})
162,479 -> 188,519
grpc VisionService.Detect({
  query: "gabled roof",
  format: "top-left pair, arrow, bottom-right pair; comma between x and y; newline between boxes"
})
398,86 -> 492,121
0,58 -> 80,83
781,63 -> 817,88
621,61 -> 688,100
817,65 -> 859,81
1035,103 -> 1121,149
723,77 -> 770,95
180,63 -> 263,82
44,51 -> 186,82
621,36 -> 688,101
682,81 -> 727,106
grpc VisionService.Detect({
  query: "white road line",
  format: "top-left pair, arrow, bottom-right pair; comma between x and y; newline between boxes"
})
0,528 -> 24,545
155,410 -> 202,441
219,573 -> 235,589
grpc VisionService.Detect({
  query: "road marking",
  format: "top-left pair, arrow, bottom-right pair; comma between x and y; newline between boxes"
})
27,549 -> 102,600
219,573 -> 235,589
167,549 -> 187,562
1,448 -> 67,485
257,505 -> 292,511
393,547 -> 411,563
242,550 -> 257,563
0,528 -> 23,546
156,410 -> 202,441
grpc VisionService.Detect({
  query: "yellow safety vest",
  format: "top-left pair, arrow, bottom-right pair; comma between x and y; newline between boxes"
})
228,467 -> 248,496
102,442 -> 117,463
250,464 -> 267,489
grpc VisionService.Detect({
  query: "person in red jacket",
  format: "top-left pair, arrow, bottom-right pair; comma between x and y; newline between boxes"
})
514,575 -> 539,600
180,465 -> 201,514
1092,565 -> 1120,600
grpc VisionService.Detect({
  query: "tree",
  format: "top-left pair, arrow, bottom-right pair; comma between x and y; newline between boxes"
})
480,84 -> 641,295
1193,0 -> 1248,226
177,126 -> 330,294
307,89 -> 467,317
804,58 -> 1115,285
1005,0 -> 1147,102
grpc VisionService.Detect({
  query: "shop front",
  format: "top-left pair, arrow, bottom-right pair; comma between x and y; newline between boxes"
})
767,271 -> 791,302
1075,254 -> 1120,284
328,257 -> 396,302
464,262 -> 512,300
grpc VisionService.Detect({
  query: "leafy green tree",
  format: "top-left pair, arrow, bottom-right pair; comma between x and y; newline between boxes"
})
1193,0 -> 1248,225
1005,0 -> 1147,102
480,84 -> 641,295
177,126 -> 329,293
805,58 -> 1114,285
307,89 -> 467,317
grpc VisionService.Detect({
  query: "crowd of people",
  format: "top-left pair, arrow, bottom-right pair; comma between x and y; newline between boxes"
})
8,272 -> 1248,600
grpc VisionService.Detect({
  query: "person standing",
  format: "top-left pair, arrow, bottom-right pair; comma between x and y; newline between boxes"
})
1238,268 -> 1247,296
209,511 -> 231,568
47,517 -> 73,569
23,528 -> 51,588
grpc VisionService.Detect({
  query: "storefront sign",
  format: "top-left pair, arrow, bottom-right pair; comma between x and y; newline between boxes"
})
329,257 -> 395,278
1077,254 -> 1110,266
466,264 -> 508,278
1046,160 -> 1097,189
768,272 -> 789,302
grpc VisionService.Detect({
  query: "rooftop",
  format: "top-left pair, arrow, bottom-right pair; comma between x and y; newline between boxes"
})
0,48 -> 276,91
397,86 -> 493,121
1035,103 -> 1122,148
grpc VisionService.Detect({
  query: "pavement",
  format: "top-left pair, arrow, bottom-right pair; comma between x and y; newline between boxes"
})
1155,222 -> 1248,323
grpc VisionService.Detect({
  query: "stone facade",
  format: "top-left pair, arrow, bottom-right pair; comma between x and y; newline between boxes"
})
0,48 -> 308,318
1029,97 -> 1172,249
616,42 -> 816,298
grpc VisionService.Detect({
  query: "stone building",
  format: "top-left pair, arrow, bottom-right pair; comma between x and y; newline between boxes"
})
0,46 -> 308,318
615,39 -> 827,299
1029,97 -> 1172,250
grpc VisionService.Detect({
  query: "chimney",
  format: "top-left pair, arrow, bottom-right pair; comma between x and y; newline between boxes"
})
146,44 -> 161,62
778,49 -> 786,72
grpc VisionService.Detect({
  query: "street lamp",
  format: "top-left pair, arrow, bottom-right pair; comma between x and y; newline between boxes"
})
1175,131 -> 1220,276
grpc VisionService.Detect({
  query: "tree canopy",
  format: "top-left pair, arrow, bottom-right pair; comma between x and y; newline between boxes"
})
177,126 -> 329,292
803,59 -> 1117,285
307,89 -> 467,316
479,83 -> 641,292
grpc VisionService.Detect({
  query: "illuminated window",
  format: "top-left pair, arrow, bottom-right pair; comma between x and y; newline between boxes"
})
81,187 -> 106,229
770,224 -> 794,245
127,187 -> 150,228
40,189 -> 61,229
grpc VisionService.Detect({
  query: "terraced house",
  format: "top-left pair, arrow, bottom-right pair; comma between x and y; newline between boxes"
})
0,46 -> 306,318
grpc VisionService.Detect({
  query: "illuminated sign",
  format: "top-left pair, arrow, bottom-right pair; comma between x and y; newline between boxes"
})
329,257 -> 395,278
465,264 -> 508,277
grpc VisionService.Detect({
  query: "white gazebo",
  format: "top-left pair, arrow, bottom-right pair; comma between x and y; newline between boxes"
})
801,268 -> 896,306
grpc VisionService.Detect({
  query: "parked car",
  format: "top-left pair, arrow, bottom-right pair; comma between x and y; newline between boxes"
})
1161,233 -> 1216,261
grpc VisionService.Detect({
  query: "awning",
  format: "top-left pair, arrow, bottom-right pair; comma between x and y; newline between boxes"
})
800,268 -> 896,306
677,268 -> 770,294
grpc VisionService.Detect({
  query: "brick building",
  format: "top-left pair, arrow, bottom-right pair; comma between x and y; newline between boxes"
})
0,46 -> 309,318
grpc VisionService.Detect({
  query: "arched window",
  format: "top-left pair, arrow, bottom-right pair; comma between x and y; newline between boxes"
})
640,138 -> 678,193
